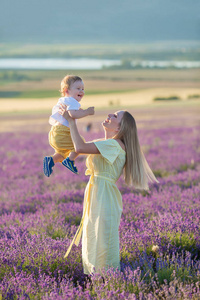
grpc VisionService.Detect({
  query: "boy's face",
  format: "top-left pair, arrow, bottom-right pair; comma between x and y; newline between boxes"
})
67,80 -> 85,102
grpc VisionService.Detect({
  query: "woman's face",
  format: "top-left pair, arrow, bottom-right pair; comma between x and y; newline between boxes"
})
102,110 -> 124,132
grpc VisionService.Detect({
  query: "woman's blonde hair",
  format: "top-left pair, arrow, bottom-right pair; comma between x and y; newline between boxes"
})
114,111 -> 158,190
60,75 -> 82,96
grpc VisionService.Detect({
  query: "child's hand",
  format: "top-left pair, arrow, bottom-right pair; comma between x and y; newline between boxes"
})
87,107 -> 95,115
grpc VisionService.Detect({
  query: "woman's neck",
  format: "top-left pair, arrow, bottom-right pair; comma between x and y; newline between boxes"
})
105,130 -> 117,140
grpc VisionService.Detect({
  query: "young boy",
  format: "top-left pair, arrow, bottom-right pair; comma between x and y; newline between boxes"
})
43,75 -> 94,177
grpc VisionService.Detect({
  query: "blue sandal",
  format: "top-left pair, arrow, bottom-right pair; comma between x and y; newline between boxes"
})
62,157 -> 79,174
43,156 -> 55,177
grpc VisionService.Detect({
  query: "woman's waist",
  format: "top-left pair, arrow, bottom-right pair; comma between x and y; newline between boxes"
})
86,170 -> 117,182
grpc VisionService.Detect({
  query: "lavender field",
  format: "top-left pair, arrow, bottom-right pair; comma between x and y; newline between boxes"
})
1,108 -> 200,299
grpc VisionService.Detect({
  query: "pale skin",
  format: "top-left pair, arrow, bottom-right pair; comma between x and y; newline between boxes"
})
59,106 -> 126,155
52,80 -> 94,163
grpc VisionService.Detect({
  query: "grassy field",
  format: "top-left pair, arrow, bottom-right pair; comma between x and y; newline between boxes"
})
0,68 -> 199,132
1,87 -> 200,112
0,68 -> 199,100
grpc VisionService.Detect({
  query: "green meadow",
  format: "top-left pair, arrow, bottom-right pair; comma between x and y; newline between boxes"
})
0,68 -> 199,99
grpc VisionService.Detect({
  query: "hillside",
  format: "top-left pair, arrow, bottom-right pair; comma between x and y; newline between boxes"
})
1,0 -> 200,43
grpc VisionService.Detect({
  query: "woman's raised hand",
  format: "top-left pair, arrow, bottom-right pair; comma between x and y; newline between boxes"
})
59,104 -> 72,121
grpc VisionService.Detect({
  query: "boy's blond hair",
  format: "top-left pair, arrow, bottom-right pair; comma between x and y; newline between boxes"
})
60,75 -> 83,96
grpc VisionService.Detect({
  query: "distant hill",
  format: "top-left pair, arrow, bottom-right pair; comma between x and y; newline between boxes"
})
1,0 -> 200,43
0,42 -> 199,61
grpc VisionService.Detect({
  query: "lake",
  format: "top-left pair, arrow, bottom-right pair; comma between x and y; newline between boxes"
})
0,58 -> 199,70
0,58 -> 121,70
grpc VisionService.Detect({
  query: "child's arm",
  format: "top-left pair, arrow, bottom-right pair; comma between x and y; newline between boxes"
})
68,107 -> 94,119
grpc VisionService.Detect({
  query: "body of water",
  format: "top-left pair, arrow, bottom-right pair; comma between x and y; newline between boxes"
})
0,58 -> 121,70
0,58 -> 199,70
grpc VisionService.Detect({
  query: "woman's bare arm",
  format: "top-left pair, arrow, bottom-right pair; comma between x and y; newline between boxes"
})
61,107 -> 100,154
69,119 -> 100,154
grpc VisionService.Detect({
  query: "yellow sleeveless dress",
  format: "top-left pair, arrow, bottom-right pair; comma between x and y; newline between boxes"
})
64,139 -> 126,275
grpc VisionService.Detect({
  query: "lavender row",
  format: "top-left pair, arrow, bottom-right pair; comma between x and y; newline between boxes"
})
0,124 -> 200,299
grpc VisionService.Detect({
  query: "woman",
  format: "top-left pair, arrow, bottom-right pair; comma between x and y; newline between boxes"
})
61,109 -> 158,275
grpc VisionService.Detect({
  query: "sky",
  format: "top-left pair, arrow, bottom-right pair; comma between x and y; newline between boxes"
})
1,0 -> 200,44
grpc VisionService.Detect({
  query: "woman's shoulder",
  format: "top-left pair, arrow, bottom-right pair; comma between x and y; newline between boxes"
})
113,139 -> 126,152
94,138 -> 125,152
